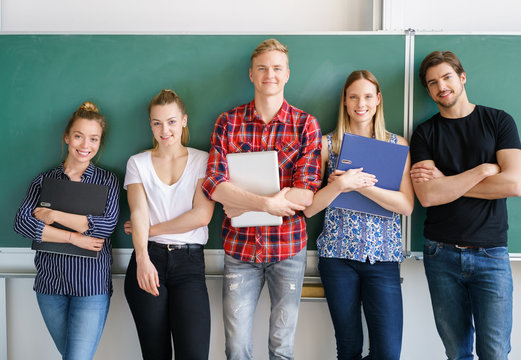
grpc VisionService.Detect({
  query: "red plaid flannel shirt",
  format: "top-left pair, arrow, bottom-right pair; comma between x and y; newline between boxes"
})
202,99 -> 322,263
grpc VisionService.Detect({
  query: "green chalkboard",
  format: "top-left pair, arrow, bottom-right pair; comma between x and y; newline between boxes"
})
0,34 -> 405,249
411,35 -> 521,254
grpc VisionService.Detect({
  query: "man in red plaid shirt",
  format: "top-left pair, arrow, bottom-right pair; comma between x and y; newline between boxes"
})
202,38 -> 322,359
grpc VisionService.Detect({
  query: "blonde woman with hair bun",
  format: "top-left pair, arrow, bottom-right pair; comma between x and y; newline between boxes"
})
304,70 -> 414,360
123,89 -> 214,360
14,101 -> 120,359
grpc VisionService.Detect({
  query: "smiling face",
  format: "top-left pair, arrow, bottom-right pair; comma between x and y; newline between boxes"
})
149,102 -> 187,148
344,79 -> 381,126
425,62 -> 467,110
249,50 -> 290,98
64,118 -> 103,164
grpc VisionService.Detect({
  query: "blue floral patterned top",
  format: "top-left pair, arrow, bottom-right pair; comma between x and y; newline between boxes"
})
316,134 -> 404,264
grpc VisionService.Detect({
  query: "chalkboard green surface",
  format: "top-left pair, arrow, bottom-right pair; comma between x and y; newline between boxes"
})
411,35 -> 521,254
0,34 -> 406,249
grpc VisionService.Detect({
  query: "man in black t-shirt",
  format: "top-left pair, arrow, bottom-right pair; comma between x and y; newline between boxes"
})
410,51 -> 521,359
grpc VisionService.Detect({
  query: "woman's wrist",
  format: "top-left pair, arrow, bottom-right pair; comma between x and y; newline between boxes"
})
135,248 -> 150,263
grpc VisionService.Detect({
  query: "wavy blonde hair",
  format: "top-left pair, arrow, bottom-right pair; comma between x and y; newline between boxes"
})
331,70 -> 389,154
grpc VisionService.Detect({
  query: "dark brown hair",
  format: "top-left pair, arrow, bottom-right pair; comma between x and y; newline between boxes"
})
419,51 -> 465,88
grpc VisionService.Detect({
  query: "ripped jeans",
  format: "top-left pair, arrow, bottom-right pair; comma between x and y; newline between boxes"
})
222,247 -> 307,360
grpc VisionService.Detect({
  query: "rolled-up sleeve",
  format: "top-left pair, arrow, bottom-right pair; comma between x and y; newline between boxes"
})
202,113 -> 230,199
14,174 -> 46,242
83,173 -> 120,239
292,115 -> 322,192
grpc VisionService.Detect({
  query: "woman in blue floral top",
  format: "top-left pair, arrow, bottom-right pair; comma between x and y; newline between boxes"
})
304,70 -> 414,360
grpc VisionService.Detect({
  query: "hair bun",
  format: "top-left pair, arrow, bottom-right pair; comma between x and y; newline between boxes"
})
79,101 -> 99,113
161,89 -> 177,96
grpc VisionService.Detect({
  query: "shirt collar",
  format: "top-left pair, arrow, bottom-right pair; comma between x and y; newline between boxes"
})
248,98 -> 290,124
82,163 -> 95,180
57,162 -> 95,181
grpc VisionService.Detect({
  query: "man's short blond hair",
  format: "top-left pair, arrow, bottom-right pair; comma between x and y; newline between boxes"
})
250,38 -> 289,67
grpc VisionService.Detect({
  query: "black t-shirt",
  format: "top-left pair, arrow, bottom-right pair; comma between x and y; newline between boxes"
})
410,105 -> 521,247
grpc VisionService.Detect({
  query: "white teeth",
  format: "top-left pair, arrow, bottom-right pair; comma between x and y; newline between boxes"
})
77,150 -> 89,156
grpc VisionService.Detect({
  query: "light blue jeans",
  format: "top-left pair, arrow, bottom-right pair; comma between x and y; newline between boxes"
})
36,293 -> 110,360
223,248 -> 307,360
423,239 -> 512,360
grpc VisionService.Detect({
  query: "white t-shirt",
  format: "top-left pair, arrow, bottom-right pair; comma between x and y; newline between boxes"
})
124,147 -> 209,245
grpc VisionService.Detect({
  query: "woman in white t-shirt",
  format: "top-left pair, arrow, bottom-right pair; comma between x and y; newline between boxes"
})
123,89 -> 214,360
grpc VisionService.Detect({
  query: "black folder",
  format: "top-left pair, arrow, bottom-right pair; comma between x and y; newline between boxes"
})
31,177 -> 109,258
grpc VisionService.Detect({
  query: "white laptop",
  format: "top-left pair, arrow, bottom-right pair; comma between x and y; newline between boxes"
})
226,151 -> 283,227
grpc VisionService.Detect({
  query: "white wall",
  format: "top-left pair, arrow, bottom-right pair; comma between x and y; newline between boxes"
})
3,1 -> 521,33
2,1 -> 521,360
0,0 -> 373,32
5,274 -> 338,360
383,0 -> 521,32
5,259 -> 521,359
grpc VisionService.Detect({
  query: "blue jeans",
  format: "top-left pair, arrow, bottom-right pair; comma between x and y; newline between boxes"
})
319,257 -> 403,360
223,247 -> 307,360
36,292 -> 110,360
423,238 -> 513,360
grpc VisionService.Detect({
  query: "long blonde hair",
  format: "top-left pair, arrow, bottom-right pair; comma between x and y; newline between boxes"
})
331,70 -> 389,154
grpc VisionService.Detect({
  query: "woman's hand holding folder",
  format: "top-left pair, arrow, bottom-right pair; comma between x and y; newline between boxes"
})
328,168 -> 377,192
68,232 -> 104,252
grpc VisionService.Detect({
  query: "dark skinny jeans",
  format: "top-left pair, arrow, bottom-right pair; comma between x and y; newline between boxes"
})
124,242 -> 211,360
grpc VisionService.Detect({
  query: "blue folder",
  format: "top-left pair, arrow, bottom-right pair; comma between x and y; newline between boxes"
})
330,133 -> 409,218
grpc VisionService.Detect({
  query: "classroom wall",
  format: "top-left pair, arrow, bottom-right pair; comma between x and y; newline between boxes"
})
0,0 -> 374,32
2,2 -> 521,360
383,0 -> 521,32
4,262 -> 521,359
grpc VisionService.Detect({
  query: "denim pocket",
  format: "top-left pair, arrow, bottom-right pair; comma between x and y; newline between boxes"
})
483,246 -> 509,260
423,239 -> 440,257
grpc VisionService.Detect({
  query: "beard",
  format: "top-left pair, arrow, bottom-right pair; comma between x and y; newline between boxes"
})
434,88 -> 462,109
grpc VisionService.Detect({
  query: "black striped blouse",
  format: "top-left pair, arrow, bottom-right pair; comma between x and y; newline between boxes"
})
14,163 -> 120,296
